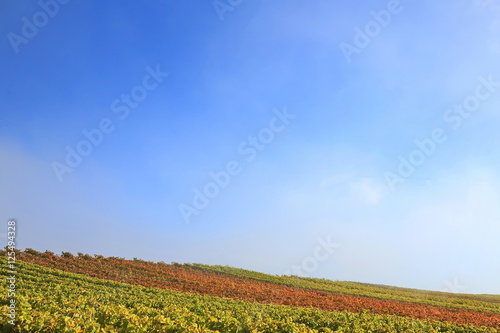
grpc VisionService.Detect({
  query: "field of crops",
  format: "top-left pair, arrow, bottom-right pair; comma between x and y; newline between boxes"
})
1,257 -> 499,333
1,249 -> 499,332
186,264 -> 500,313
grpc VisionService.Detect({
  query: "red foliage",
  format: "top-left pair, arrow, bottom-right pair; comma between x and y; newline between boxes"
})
12,251 -> 500,328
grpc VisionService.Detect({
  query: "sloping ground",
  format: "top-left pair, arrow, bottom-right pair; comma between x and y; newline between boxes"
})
6,249 -> 500,329
186,264 -> 500,311
1,258 -> 498,333
349,281 -> 500,304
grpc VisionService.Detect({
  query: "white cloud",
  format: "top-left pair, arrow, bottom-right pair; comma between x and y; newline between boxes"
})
320,174 -> 384,205
349,178 -> 383,205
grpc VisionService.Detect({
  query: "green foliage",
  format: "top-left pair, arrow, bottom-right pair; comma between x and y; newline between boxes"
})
0,259 -> 498,333
186,263 -> 500,314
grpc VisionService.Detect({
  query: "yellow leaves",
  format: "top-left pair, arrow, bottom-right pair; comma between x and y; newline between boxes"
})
1,257 -> 499,333
103,324 -> 117,332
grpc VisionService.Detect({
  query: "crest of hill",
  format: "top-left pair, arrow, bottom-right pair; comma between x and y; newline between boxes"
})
8,247 -> 500,314
186,263 -> 500,305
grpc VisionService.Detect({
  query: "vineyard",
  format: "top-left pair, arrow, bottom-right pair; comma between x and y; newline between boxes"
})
185,264 -> 500,313
1,249 -> 499,332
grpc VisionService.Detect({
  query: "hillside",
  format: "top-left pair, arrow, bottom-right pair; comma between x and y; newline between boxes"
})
1,248 -> 499,332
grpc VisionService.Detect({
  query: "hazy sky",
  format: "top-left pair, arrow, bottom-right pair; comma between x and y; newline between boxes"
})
1,0 -> 500,294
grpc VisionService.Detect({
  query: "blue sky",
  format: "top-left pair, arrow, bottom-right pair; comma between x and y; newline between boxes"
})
1,0 -> 500,294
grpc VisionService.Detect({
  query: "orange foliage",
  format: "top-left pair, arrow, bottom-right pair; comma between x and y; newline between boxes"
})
12,250 -> 500,328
